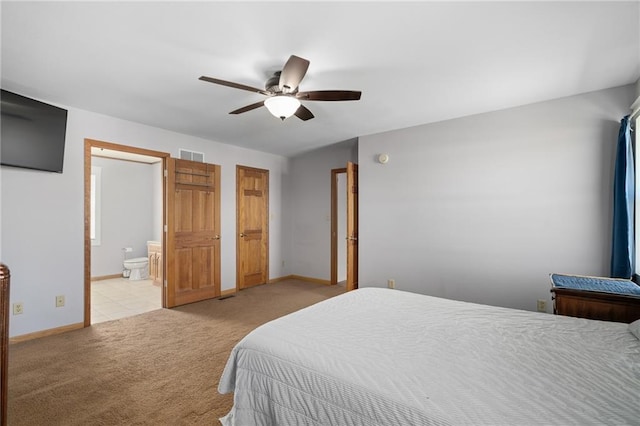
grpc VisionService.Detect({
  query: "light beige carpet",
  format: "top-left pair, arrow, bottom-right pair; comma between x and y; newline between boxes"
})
8,280 -> 344,425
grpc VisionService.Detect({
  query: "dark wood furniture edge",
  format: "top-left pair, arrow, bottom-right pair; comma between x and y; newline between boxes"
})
0,264 -> 9,426
551,287 -> 640,302
551,286 -> 640,323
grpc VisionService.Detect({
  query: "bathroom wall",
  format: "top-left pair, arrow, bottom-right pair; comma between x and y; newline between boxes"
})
90,156 -> 161,277
151,162 -> 163,242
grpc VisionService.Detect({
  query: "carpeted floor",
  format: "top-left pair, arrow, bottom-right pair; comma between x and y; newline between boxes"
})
8,280 -> 345,425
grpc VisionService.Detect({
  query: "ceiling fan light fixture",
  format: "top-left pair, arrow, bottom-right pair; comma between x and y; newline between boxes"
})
264,95 -> 300,120
200,54 -> 361,122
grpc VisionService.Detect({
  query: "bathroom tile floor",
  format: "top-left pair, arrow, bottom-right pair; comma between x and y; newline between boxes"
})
91,277 -> 162,324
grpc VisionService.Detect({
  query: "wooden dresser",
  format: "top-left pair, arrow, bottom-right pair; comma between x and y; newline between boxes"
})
550,274 -> 640,323
1,263 -> 10,426
551,287 -> 640,323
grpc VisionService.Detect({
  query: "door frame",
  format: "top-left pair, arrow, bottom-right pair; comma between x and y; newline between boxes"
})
346,162 -> 358,291
330,167 -> 347,285
83,139 -> 170,327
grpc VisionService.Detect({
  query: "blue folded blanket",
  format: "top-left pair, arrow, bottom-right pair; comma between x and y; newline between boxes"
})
550,274 -> 640,296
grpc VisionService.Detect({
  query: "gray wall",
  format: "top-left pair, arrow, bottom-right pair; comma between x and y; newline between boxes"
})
2,105 -> 289,338
91,157 -> 161,277
288,139 -> 357,280
358,85 -> 636,312
3,83 -> 635,338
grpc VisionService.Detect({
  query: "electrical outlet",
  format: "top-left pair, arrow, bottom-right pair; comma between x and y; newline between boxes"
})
13,302 -> 24,315
387,279 -> 395,289
537,299 -> 547,312
56,295 -> 65,308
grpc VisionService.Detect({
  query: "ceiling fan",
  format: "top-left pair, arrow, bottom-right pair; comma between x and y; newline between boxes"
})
199,55 -> 361,121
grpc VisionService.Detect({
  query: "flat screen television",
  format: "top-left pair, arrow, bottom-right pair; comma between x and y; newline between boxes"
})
1,89 -> 68,173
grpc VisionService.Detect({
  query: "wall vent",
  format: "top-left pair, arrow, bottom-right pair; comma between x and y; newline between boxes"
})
179,149 -> 204,163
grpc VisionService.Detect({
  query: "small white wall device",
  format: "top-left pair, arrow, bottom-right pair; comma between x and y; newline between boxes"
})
378,153 -> 389,164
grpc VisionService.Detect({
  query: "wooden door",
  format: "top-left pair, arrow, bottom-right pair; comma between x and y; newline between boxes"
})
346,162 -> 358,291
166,158 -> 221,307
236,165 -> 269,289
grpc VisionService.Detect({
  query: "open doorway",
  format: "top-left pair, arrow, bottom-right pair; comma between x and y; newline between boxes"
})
331,168 -> 347,285
84,139 -> 169,327
331,163 -> 358,290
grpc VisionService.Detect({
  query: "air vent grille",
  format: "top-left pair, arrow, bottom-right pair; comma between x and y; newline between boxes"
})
179,149 -> 204,163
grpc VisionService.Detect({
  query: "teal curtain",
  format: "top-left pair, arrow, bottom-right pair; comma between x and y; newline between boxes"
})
611,115 -> 634,278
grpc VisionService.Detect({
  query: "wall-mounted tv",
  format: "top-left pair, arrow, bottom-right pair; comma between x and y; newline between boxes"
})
1,89 -> 68,173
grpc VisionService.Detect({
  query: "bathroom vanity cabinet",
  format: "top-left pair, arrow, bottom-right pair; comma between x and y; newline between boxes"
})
147,242 -> 163,285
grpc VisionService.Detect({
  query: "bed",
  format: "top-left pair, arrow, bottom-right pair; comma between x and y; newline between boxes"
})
218,288 -> 640,425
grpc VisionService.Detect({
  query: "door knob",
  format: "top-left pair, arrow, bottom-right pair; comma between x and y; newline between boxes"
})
240,233 -> 245,238
213,235 -> 220,240
346,236 -> 357,241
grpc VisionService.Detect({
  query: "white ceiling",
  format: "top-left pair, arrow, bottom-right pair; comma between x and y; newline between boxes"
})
2,1 -> 639,158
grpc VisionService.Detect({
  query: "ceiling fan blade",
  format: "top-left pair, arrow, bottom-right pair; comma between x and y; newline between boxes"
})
199,76 -> 270,96
229,100 -> 265,115
279,55 -> 310,93
296,90 -> 362,101
294,105 -> 314,121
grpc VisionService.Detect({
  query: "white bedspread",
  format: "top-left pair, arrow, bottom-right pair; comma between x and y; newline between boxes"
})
219,288 -> 640,425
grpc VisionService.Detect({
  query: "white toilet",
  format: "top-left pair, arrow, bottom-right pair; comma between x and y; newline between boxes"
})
123,257 -> 149,281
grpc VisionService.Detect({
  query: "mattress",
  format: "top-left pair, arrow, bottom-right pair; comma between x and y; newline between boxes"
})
218,288 -> 640,425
